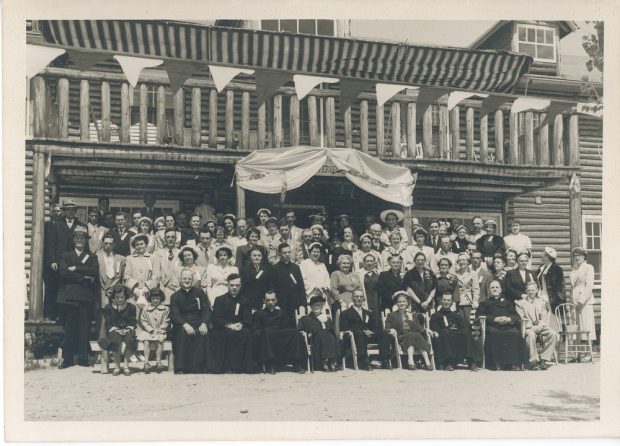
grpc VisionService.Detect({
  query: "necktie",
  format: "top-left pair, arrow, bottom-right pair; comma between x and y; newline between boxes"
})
168,249 -> 174,261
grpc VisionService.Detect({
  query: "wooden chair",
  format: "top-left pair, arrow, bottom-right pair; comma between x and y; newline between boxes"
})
334,308 -> 381,371
555,303 -> 593,364
295,306 -> 313,373
380,309 -> 435,370
89,340 -> 174,373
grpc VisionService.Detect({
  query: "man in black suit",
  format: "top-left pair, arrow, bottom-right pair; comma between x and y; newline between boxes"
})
43,203 -> 63,320
426,220 -> 442,253
536,247 -> 566,312
111,211 -> 131,256
271,243 -> 307,327
505,252 -> 539,302
46,200 -> 82,319
57,226 -> 100,368
376,255 -> 406,312
141,192 -> 162,220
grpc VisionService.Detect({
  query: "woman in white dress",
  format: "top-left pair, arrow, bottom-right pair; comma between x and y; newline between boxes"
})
569,247 -> 597,344
129,217 -> 157,255
205,246 -> 239,308
299,242 -> 331,303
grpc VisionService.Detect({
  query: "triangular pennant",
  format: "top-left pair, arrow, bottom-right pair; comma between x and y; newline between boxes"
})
114,55 -> 163,88
416,87 -> 449,122
479,95 -> 510,117
376,83 -> 408,108
66,49 -> 110,72
209,65 -> 254,93
255,70 -> 292,106
539,102 -> 574,127
447,91 -> 488,111
27,44 -> 65,78
165,61 -> 205,95
511,97 -> 551,114
339,79 -> 374,118
293,74 -> 338,101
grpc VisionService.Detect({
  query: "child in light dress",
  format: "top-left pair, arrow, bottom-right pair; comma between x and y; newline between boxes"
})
136,288 -> 170,373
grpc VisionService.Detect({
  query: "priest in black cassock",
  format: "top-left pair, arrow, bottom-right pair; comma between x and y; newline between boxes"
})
429,294 -> 482,371
270,243 -> 307,327
297,294 -> 340,372
209,273 -> 255,373
170,268 -> 212,374
252,290 -> 307,374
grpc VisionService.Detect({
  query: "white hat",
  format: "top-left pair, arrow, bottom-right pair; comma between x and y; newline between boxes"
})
380,209 -> 404,223
544,247 -> 557,259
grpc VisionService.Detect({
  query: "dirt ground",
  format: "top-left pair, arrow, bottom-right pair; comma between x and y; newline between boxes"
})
24,360 -> 599,422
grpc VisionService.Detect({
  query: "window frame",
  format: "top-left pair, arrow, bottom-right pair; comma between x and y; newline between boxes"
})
259,19 -> 336,36
513,23 -> 558,63
582,214 -> 602,288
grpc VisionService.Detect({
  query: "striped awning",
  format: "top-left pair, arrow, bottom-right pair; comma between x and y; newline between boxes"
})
39,20 -> 532,93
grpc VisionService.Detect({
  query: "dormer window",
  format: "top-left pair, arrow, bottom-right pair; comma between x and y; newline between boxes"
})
260,19 -> 335,36
516,24 -> 557,62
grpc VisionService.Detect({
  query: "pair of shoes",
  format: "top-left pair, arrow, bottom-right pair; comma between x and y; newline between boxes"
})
328,362 -> 337,372
129,355 -> 139,363
538,360 -> 550,370
444,364 -> 455,371
112,368 -> 121,376
123,367 -> 132,376
469,364 -> 480,372
137,354 -> 146,362
144,363 -> 151,374
322,361 -> 330,372
293,365 -> 306,374
424,364 -> 434,371
58,362 -> 74,370
407,364 -> 416,370
175,370 -> 185,375
526,362 -> 541,371
155,362 -> 164,373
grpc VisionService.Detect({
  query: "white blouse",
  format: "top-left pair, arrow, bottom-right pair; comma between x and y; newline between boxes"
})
205,263 -> 239,307
299,258 -> 330,300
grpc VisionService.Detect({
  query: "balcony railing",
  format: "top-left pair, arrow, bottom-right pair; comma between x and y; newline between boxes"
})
28,67 -> 580,168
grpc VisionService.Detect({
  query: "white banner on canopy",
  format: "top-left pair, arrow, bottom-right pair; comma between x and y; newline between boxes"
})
209,65 -> 255,93
114,55 -> 163,87
293,75 -> 339,101
27,45 -> 66,78
236,146 -> 416,206
511,97 -> 551,114
376,83 -> 410,108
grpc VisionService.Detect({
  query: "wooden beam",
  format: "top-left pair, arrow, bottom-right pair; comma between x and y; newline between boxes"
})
406,103 -> 416,158
56,168 -> 220,181
509,112 -> 518,164
56,77 -> 69,138
344,105 -> 353,148
101,81 -> 111,142
392,101 -> 401,157
450,106 -> 459,161
156,85 -> 166,144
524,112 -> 534,164
494,109 -> 504,163
326,96 -> 336,148
552,114 -> 565,166
257,100 -> 266,149
33,77 -> 47,138
28,150 -> 46,321
209,89 -> 218,148
289,94 -> 300,147
139,84 -> 148,144
308,96 -> 319,147
403,206 -> 412,244
568,114 -> 580,167
438,105 -> 447,159
266,98 -> 274,148
538,113 -> 549,166
273,94 -> 283,148
236,183 -> 246,218
191,87 -> 202,147
376,103 -> 385,156
120,83 -> 131,143
360,100 -> 369,153
466,107 -> 474,160
569,173 -> 583,249
52,159 -> 225,173
480,114 -> 488,163
225,89 -> 234,148
79,79 -> 90,141
173,88 -> 185,145
422,106 -> 433,158
241,91 -> 250,149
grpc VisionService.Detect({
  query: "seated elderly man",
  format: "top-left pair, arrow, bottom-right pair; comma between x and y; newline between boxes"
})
253,290 -> 307,374
515,281 -> 557,370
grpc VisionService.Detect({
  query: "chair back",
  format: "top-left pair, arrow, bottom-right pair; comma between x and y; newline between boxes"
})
381,308 -> 391,330
294,305 -> 306,328
555,303 -> 579,333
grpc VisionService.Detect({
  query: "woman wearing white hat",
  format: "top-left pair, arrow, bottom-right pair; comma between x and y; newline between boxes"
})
129,216 -> 156,255
536,246 -> 565,332
379,209 -> 408,246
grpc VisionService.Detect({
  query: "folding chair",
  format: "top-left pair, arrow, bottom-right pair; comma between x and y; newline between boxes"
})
295,306 -> 313,373
381,309 -> 435,370
334,308 -> 381,371
555,303 -> 593,364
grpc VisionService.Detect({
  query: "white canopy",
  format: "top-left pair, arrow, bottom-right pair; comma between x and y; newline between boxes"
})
235,147 -> 416,206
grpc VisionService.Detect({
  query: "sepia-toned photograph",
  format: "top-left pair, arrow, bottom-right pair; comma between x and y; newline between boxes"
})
5,0 -> 620,440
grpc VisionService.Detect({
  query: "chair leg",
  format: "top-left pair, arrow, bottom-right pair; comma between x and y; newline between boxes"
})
101,350 -> 109,374
168,350 -> 174,373
564,336 -> 569,365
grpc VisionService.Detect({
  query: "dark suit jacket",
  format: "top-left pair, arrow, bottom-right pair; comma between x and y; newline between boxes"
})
505,268 -> 538,302
340,306 -> 377,332
376,270 -> 405,311
270,261 -> 306,315
476,235 -> 506,258
451,237 -> 469,254
56,249 -> 99,305
111,227 -> 132,256
425,235 -> 442,253
47,219 -> 82,267
240,264 -> 274,310
536,262 -> 565,311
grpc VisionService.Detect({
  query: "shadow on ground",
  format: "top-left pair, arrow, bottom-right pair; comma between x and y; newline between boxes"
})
514,390 -> 599,421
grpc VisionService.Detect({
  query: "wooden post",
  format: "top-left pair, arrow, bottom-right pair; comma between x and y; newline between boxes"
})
450,106 -> 460,160
139,84 -> 148,144
344,105 -> 353,148
376,102 -> 385,156
236,183 -> 246,219
422,106 -> 433,158
120,83 -> 131,143
524,112 -> 534,164
466,107 -> 475,160
266,99 -> 274,148
569,173 -> 583,249
173,88 -> 185,145
308,96 -> 319,147
209,89 -> 218,148
509,112 -> 519,165
538,113 -> 549,165
568,114 -> 580,167
28,148 -> 46,321
360,100 -> 369,153
225,89 -> 234,148
57,78 -> 69,138
406,103 -> 416,158
392,101 -> 401,157
191,87 -> 202,147
101,81 -> 111,142
156,85 -> 166,144
403,206 -> 413,245
273,94 -> 283,148
289,94 -> 300,147
257,101 -> 266,149
494,109 -> 504,163
552,114 -> 565,166
325,96 -> 336,148
33,77 -> 47,137
480,114 -> 489,163
79,79 -> 90,141
438,105 -> 447,159
241,91 -> 250,149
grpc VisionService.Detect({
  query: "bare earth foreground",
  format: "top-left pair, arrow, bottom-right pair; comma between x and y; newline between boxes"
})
25,361 -> 599,422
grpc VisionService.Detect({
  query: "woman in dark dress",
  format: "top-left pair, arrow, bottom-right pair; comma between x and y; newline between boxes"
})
170,268 -> 212,374
434,258 -> 459,310
240,247 -> 273,310
384,292 -> 433,371
403,252 -> 437,313
491,254 -> 508,295
476,280 -> 527,370
297,294 -> 339,372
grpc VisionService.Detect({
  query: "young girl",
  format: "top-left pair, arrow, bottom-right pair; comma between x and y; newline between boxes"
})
99,283 -> 138,376
136,288 -> 170,373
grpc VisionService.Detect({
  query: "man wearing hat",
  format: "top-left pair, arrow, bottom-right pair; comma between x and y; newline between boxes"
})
95,233 -> 126,338
536,247 -> 566,314
57,225 -> 99,368
505,251 -> 539,303
152,229 -> 182,305
475,219 -> 506,268
260,216 -> 282,265
379,209 -> 408,246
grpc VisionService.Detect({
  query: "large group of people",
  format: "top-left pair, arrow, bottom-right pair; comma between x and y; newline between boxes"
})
43,193 -> 598,375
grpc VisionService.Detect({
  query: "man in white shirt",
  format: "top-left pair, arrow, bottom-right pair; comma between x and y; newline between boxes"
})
194,191 -> 215,225
285,210 -> 303,243
469,216 -> 486,242
96,234 -> 125,337
503,220 -> 532,262
195,230 -> 212,268
87,208 -> 106,254
279,220 -> 299,264
431,235 -> 458,275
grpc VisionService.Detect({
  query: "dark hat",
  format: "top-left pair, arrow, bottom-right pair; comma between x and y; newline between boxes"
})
61,199 -> 79,209
215,246 -> 233,258
131,234 -> 149,247
72,225 -> 90,239
309,294 -> 326,306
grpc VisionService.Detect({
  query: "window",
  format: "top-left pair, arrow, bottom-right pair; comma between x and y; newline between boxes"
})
516,24 -> 557,62
582,216 -> 602,285
260,19 -> 336,36
60,196 -> 179,224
